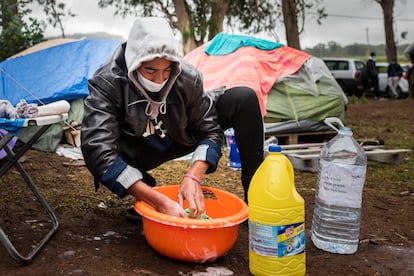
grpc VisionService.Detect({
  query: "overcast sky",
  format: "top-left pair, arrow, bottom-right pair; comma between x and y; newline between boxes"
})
31,0 -> 414,49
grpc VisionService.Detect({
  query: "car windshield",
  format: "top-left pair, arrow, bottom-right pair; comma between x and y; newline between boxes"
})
324,60 -> 349,70
355,61 -> 365,71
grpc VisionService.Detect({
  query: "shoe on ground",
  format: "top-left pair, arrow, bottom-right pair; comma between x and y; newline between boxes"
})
126,205 -> 142,223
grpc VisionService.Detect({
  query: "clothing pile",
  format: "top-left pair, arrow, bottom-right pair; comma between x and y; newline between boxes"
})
0,99 -> 38,119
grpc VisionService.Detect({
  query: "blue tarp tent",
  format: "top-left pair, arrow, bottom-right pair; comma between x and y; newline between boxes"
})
0,38 -> 121,151
0,38 -> 121,106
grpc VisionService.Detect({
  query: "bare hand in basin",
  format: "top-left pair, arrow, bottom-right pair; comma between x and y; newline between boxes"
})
129,180 -> 187,218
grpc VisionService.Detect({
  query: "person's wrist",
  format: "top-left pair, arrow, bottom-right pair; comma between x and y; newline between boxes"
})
183,173 -> 202,185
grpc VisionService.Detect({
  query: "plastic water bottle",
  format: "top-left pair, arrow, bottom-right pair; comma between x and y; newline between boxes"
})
311,117 -> 367,254
248,145 -> 306,276
263,136 -> 278,157
224,128 -> 241,170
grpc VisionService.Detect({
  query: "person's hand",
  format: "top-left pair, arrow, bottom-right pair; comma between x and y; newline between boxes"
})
129,180 -> 186,218
178,176 -> 205,218
155,192 -> 187,218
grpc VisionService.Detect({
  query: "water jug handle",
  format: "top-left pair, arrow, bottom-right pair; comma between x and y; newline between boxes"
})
324,117 -> 345,133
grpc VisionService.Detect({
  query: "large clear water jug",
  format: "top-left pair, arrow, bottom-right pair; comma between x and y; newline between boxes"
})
311,117 -> 367,254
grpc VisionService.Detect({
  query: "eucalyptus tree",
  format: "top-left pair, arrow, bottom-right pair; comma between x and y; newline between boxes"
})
36,0 -> 76,38
0,0 -> 44,60
98,0 -> 325,53
1,0 -> 75,59
373,0 -> 397,62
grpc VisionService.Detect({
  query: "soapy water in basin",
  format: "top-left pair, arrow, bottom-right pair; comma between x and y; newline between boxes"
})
134,185 -> 248,263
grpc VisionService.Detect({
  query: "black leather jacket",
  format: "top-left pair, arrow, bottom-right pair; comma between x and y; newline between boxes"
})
81,44 -> 223,195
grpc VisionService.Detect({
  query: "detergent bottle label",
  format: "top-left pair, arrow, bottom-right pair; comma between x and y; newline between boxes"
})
249,221 -> 305,257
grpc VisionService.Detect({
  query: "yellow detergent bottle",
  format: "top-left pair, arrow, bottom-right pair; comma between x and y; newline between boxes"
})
248,145 -> 306,276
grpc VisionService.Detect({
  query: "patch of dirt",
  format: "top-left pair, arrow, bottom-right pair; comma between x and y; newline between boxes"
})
0,98 -> 413,275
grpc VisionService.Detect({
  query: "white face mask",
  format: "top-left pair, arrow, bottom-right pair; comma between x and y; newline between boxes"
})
137,71 -> 168,93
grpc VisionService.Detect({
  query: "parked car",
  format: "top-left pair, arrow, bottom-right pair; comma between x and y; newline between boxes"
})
376,62 -> 409,98
322,57 -> 367,97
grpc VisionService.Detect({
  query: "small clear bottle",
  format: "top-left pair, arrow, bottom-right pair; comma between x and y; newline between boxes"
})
311,121 -> 367,254
225,128 -> 241,170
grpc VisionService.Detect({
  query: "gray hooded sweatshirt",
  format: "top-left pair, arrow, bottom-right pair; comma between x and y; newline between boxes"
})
125,17 -> 181,121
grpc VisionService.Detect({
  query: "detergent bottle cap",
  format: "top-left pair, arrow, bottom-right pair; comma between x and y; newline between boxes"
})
269,145 -> 282,152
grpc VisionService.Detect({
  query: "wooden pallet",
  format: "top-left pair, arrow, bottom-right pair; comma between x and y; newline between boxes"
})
280,144 -> 411,172
267,130 -> 337,145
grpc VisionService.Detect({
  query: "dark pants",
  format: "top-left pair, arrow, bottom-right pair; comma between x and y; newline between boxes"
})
215,87 -> 264,202
119,86 -> 264,203
371,76 -> 380,98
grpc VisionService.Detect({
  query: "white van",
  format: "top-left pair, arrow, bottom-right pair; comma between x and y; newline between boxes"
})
322,57 -> 367,97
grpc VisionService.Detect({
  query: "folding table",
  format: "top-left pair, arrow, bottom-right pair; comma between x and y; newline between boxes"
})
0,113 -> 67,264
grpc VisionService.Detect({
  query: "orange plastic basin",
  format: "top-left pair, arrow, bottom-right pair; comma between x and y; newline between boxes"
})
134,185 -> 248,263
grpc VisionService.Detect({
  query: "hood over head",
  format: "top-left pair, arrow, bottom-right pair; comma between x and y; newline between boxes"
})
125,17 -> 182,119
125,17 -> 181,74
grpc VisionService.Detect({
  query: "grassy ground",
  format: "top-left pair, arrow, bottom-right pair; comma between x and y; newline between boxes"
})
1,97 -> 413,275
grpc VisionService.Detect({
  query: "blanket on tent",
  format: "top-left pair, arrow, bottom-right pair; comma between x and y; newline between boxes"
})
204,32 -> 284,55
184,33 -> 311,116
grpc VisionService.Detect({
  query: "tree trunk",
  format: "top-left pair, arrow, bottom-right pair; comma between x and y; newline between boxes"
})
282,0 -> 301,50
208,0 -> 229,40
173,0 -> 228,54
172,0 -> 197,54
377,0 -> 396,62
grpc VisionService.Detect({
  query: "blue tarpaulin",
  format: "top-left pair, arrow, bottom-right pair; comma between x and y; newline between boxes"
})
0,38 -> 121,106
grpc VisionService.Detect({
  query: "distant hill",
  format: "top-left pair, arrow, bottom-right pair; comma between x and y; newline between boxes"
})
303,42 -> 411,63
46,32 -> 125,41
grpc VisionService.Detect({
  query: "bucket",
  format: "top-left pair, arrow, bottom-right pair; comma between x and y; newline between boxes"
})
135,185 -> 248,263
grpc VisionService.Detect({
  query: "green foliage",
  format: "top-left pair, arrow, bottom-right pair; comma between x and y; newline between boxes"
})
227,1 -> 277,34
98,0 -> 325,47
0,2 -> 45,61
227,0 -> 326,36
1,0 -> 77,60
36,0 -> 76,38
98,0 -> 219,45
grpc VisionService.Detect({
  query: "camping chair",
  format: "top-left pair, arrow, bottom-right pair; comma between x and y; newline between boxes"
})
0,105 -> 69,265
